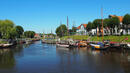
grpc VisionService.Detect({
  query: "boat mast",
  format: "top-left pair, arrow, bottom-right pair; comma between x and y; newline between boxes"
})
67,16 -> 69,37
101,6 -> 104,42
60,21 -> 63,37
73,21 -> 75,39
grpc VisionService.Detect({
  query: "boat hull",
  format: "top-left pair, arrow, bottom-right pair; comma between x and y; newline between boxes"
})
56,44 -> 69,48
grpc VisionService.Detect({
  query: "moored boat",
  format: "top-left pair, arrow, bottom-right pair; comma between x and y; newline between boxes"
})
90,42 -> 109,50
56,43 -> 70,48
0,43 -> 13,48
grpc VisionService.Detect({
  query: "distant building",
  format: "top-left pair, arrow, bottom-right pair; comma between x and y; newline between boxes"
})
76,24 -> 87,35
34,33 -> 41,38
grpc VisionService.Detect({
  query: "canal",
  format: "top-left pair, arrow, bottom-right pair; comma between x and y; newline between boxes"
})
0,41 -> 130,73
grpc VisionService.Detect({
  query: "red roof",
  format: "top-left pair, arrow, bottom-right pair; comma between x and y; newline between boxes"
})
109,15 -> 123,22
77,24 -> 87,29
34,34 -> 40,38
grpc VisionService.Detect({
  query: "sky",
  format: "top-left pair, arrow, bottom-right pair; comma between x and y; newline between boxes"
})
0,0 -> 130,33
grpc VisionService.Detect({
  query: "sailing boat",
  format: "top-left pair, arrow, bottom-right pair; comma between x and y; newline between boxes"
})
90,7 -> 110,50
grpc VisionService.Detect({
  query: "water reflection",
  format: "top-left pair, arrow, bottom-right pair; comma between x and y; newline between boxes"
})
56,47 -> 130,73
0,49 -> 15,69
0,41 -> 129,73
0,44 -> 30,69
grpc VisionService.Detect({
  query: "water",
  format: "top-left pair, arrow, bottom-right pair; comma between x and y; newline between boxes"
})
0,41 -> 130,73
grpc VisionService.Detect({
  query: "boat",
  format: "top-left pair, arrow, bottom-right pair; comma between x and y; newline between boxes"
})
127,43 -> 130,47
90,42 -> 109,50
56,43 -> 70,48
78,41 -> 88,47
120,43 -> 130,50
0,43 -> 13,48
90,7 -> 110,50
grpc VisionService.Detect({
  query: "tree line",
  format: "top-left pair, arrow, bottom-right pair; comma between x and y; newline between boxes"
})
55,14 -> 130,37
0,19 -> 36,39
87,14 -> 130,35
55,24 -> 77,37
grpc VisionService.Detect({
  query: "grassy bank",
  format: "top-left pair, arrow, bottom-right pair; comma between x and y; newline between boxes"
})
61,35 -> 130,42
61,35 -> 89,40
0,41 -> 8,44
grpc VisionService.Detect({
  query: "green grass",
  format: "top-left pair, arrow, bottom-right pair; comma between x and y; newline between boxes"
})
90,35 -> 130,42
61,35 -> 130,42
0,41 -> 8,44
61,35 -> 89,40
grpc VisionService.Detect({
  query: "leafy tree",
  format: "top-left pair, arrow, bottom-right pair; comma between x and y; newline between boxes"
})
103,18 -> 110,27
0,20 -> 16,39
72,27 -> 77,32
55,24 -> 67,37
93,19 -> 102,29
107,17 -> 120,35
122,14 -> 130,34
87,22 -> 93,31
15,26 -> 24,38
71,26 -> 77,35
24,31 -> 35,38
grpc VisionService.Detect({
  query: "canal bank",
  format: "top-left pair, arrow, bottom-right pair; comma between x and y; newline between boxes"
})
0,41 -> 130,73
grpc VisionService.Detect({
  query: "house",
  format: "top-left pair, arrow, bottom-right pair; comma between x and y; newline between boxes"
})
109,15 -> 123,24
109,15 -> 130,35
76,24 -> 87,35
34,33 -> 41,38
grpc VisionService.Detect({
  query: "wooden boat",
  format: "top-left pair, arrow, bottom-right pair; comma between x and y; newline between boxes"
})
78,41 -> 88,47
42,39 -> 46,43
56,43 -> 69,48
0,43 -> 13,48
89,8 -> 110,50
121,43 -> 130,50
90,42 -> 109,50
109,42 -> 121,49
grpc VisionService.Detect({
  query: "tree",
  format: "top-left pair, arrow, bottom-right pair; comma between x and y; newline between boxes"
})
87,22 -> 94,31
15,26 -> 24,38
107,17 -> 120,35
71,26 -> 77,35
103,18 -> 110,27
55,24 -> 67,37
123,14 -> 130,34
93,19 -> 102,29
24,31 -> 35,38
0,20 -> 16,39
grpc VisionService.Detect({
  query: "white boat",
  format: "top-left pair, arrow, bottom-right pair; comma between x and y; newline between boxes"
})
127,44 -> 130,47
3,44 -> 13,47
56,44 -> 69,48
0,43 -> 13,48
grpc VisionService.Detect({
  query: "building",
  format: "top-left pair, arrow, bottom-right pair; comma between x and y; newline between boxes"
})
109,15 -> 130,35
109,15 -> 123,24
76,24 -> 87,35
34,33 -> 41,39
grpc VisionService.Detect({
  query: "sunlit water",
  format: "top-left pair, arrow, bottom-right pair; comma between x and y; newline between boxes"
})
0,41 -> 130,73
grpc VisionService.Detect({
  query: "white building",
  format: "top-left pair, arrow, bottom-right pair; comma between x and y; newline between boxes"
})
76,24 -> 87,35
109,15 -> 130,35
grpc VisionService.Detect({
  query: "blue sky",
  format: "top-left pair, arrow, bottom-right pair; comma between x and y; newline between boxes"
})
0,0 -> 130,33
